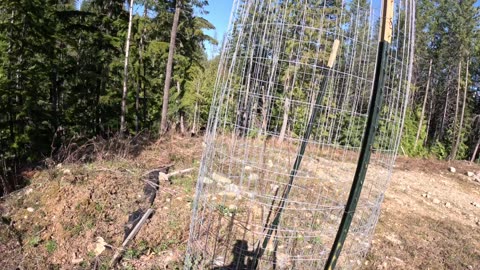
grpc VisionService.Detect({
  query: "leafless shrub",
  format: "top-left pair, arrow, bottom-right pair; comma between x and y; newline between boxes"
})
53,132 -> 153,164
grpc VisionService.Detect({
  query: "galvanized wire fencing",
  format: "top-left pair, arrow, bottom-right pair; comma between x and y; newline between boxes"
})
186,0 -> 415,269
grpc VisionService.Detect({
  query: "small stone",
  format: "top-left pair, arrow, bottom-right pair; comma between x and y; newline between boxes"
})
248,173 -> 259,181
467,172 -> 475,177
93,237 -> 108,256
165,198 -> 171,202
228,204 -> 237,211
213,256 -> 225,267
472,202 -> 480,208
445,202 -> 452,208
26,207 -> 34,212
25,188 -> 33,195
218,191 -> 237,199
202,177 -> 213,185
270,184 -> 279,191
243,192 -> 255,199
245,166 -> 253,171
268,160 -> 274,168
449,167 -> 456,173
433,198 -> 441,204
421,193 -> 431,198
212,172 -> 232,185
158,172 -> 169,182
72,257 -> 83,264
63,168 -> 72,175
56,163 -> 63,168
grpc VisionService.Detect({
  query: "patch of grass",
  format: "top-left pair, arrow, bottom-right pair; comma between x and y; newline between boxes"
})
216,204 -> 237,216
155,238 -> 179,253
310,236 -> 323,245
46,240 -> 57,254
28,236 -> 41,247
80,261 -> 88,268
124,248 -> 141,259
95,202 -> 104,212
123,263 -> 135,270
172,175 -> 196,193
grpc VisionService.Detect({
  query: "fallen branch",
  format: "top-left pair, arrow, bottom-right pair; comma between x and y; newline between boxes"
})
167,168 -> 194,178
109,208 -> 155,267
141,164 -> 175,177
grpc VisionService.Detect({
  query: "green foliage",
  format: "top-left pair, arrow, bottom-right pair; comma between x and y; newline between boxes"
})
400,110 -> 428,157
46,240 -> 57,254
0,0 -> 216,195
430,140 -> 448,160
28,236 -> 41,247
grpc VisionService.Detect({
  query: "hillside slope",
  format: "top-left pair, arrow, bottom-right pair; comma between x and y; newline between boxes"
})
1,137 -> 479,269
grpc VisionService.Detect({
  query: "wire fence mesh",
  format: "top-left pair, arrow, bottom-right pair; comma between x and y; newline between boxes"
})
186,0 -> 415,269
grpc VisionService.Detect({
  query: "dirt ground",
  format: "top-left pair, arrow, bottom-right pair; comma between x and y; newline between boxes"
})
365,157 -> 480,270
1,136 -> 479,269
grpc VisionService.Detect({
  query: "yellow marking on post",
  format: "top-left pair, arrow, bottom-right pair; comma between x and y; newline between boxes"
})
327,39 -> 340,68
381,0 -> 394,43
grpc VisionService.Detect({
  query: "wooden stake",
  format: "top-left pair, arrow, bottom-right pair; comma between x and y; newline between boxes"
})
110,208 -> 154,267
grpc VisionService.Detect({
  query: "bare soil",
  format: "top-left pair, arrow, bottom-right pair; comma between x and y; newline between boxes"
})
1,136 -> 479,269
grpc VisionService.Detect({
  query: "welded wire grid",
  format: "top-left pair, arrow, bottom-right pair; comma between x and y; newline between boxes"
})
186,0 -> 414,269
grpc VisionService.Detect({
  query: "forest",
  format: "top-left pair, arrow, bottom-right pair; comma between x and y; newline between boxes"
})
0,0 -> 479,196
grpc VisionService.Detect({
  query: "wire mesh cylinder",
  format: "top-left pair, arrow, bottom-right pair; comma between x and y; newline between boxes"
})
186,0 -> 415,269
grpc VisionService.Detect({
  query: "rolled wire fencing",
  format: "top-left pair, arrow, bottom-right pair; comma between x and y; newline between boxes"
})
186,0 -> 415,269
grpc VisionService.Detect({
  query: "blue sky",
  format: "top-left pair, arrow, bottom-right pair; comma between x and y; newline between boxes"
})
202,0 -> 234,57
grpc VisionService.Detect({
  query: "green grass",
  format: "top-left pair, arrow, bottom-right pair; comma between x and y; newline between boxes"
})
46,240 -> 57,253
28,236 -> 41,247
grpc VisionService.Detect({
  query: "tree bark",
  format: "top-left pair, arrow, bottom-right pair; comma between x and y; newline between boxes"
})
160,0 -> 182,134
471,136 -> 480,163
414,59 -> 433,149
450,60 -> 469,161
278,96 -> 291,143
135,3 -> 148,134
176,81 -> 185,135
440,89 -> 449,139
191,81 -> 200,135
120,0 -> 135,134
449,61 -> 462,160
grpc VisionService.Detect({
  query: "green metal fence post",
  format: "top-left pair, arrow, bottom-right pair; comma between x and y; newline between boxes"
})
324,1 -> 394,269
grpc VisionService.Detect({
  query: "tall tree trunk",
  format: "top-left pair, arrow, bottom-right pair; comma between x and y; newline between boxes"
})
135,78 -> 140,133
471,136 -> 480,163
135,4 -> 148,134
278,96 -> 291,143
414,59 -> 433,149
448,60 -> 462,160
160,0 -> 182,134
440,89 -> 449,139
278,75 -> 292,143
120,0 -> 135,134
450,60 -> 469,161
176,81 -> 185,135
191,81 -> 200,135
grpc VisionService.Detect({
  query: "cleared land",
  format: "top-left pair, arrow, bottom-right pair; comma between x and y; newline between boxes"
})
0,136 -> 479,269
